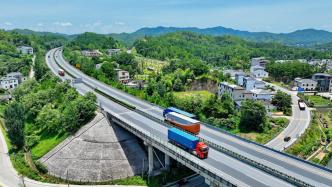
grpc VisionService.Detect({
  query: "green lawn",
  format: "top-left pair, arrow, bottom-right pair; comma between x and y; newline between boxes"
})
174,90 -> 214,101
305,95 -> 332,106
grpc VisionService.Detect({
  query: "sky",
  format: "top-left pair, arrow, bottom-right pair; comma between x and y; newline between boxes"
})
0,0 -> 332,34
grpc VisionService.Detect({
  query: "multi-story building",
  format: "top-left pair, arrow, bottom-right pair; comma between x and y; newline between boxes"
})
218,82 -> 246,101
17,46 -> 34,55
115,69 -> 130,84
294,78 -> 317,91
312,73 -> 332,92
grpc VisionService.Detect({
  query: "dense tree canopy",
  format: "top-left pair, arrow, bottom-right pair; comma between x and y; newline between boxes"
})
266,61 -> 317,82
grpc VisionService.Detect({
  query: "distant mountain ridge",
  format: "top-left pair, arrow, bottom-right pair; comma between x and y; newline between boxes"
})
9,27 -> 332,48
110,26 -> 332,47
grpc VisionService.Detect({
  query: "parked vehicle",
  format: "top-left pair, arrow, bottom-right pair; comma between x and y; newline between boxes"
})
163,107 -> 196,119
58,69 -> 65,76
168,128 -> 208,159
164,112 -> 200,134
298,100 -> 306,110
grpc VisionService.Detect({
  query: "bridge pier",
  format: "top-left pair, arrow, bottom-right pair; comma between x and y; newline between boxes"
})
205,178 -> 227,187
164,154 -> 171,171
148,144 -> 154,176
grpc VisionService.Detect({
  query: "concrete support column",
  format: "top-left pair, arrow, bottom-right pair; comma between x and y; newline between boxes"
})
205,179 -> 222,187
165,154 -> 171,170
148,144 -> 154,176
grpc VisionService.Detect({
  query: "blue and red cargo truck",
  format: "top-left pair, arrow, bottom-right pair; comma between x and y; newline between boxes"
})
168,128 -> 208,159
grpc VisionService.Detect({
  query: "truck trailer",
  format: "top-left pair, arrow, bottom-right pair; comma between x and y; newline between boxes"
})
168,128 -> 208,159
164,112 -> 201,134
298,100 -> 306,110
163,107 -> 196,119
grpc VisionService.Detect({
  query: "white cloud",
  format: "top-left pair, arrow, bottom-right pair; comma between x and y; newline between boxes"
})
37,22 -> 43,27
115,21 -> 125,26
54,21 -> 72,27
4,22 -> 12,26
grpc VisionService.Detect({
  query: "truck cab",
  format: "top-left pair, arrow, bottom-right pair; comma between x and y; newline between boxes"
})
195,142 -> 209,159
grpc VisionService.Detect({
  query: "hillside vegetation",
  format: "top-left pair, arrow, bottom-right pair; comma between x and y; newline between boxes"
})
134,32 -> 331,69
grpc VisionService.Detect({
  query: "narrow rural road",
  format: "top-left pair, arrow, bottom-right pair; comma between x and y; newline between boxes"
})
265,83 -> 311,151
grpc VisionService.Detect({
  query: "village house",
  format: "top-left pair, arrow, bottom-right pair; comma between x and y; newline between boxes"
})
81,50 -> 102,57
251,57 -> 269,67
218,82 -> 246,101
115,69 -> 130,84
17,46 -> 33,55
243,77 -> 266,91
108,48 -> 121,56
250,65 -> 269,78
294,78 -> 317,91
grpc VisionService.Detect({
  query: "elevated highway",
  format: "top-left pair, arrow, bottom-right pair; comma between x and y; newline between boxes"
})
47,48 -> 332,187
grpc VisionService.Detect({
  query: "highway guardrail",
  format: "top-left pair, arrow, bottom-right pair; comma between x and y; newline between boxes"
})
51,49 -> 317,186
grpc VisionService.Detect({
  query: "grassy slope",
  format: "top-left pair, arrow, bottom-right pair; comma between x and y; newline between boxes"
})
238,117 -> 289,144
174,90 -> 214,101
31,133 -> 68,159
286,112 -> 321,158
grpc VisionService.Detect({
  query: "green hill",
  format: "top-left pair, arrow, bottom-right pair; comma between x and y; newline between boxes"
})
133,32 -> 332,69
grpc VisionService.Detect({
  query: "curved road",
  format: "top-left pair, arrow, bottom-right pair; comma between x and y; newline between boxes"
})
265,83 -> 311,150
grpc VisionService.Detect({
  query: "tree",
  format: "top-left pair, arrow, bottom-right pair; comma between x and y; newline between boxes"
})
239,100 -> 268,133
156,81 -> 167,97
4,102 -> 25,149
271,90 -> 292,113
173,78 -> 183,91
101,61 -> 116,79
36,104 -> 63,134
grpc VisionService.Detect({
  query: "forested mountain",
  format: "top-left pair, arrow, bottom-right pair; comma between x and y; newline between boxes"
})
134,32 -> 332,69
111,26 -> 332,47
67,32 -> 118,50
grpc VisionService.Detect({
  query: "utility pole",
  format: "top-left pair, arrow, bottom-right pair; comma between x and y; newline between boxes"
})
20,174 -> 25,187
142,158 -> 145,178
66,170 -> 69,187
